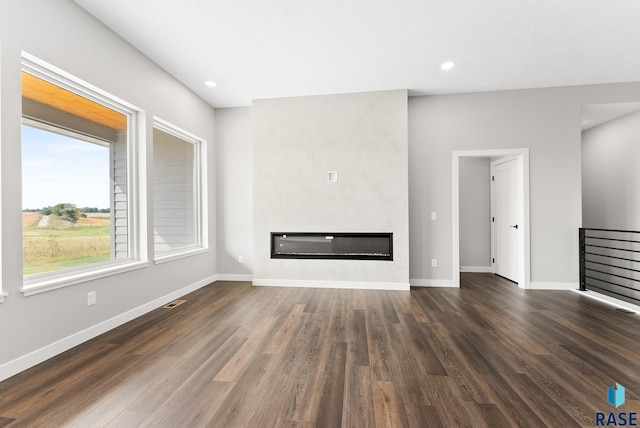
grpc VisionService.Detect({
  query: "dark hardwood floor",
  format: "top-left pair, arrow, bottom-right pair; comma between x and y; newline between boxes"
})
1,273 -> 639,427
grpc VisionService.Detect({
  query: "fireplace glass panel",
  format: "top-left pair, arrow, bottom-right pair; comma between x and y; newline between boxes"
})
271,233 -> 393,260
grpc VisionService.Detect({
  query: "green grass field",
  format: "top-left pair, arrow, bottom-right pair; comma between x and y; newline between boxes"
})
23,213 -> 111,276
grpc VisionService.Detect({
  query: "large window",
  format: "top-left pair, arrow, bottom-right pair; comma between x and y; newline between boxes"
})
22,123 -> 111,275
153,118 -> 206,261
21,53 -> 145,294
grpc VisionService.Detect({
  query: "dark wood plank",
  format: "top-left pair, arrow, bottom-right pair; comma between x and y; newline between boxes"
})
371,380 -> 411,427
348,309 -> 370,366
421,375 -> 476,426
209,353 -> 275,426
472,403 -> 511,428
410,404 -> 444,428
315,341 -> 347,426
508,373 -> 582,428
399,312 -> 447,376
0,417 -> 14,427
342,365 -> 375,427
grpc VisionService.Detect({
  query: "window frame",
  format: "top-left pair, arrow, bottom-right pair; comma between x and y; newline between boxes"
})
20,51 -> 148,296
152,116 -> 208,264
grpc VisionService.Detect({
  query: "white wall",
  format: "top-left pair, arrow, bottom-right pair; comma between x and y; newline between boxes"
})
459,157 -> 491,269
0,0 -> 216,379
582,110 -> 640,230
215,107 -> 253,279
252,90 -> 409,289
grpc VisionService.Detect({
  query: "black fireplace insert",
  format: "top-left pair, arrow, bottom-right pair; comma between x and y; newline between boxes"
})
270,232 -> 393,260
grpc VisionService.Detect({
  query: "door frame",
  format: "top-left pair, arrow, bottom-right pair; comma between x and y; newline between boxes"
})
452,148 -> 530,289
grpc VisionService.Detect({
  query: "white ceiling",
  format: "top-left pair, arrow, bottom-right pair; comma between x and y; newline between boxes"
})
73,0 -> 640,109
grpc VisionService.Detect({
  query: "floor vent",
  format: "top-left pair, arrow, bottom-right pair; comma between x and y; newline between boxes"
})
163,299 -> 186,309
616,308 -> 635,314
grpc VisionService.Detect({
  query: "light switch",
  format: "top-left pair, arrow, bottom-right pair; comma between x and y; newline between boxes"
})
327,171 -> 338,183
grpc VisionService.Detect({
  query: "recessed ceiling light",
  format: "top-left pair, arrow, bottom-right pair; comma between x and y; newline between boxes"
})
441,61 -> 455,71
205,80 -> 217,87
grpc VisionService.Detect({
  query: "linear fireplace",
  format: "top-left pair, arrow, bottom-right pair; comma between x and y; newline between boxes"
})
271,232 -> 393,260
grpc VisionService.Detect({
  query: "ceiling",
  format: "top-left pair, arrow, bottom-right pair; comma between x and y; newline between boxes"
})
73,0 -> 640,109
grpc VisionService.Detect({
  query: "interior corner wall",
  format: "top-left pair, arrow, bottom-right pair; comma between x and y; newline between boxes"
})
459,157 -> 491,268
582,111 -> 640,230
252,90 -> 409,288
215,107 -> 253,278
0,0 -> 216,379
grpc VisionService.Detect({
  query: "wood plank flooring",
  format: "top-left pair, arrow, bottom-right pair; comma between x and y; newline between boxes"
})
1,273 -> 639,427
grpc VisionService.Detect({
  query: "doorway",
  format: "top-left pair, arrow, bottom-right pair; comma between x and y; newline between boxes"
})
452,149 -> 530,289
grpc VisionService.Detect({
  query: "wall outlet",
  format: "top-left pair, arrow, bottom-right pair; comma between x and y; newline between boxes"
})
431,212 -> 437,221
431,259 -> 438,268
238,255 -> 244,264
87,291 -> 96,306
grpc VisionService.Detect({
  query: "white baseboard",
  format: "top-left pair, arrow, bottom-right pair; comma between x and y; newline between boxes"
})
573,289 -> 640,314
216,274 -> 253,282
459,266 -> 492,273
410,278 -> 458,288
0,274 -> 218,383
529,281 -> 578,290
252,278 -> 410,291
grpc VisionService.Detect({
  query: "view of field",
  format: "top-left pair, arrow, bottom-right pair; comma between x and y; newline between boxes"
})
23,212 -> 111,276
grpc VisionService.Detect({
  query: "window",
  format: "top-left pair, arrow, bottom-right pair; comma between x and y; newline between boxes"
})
153,117 -> 207,262
21,52 -> 146,294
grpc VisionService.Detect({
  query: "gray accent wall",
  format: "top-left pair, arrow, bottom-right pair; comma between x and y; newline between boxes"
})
582,110 -> 640,230
459,157 -> 491,269
408,90 -> 582,284
252,90 -> 410,287
0,0 -> 216,375
409,84 -> 640,285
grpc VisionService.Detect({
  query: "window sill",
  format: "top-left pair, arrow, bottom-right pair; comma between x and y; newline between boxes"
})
21,260 -> 150,297
154,247 -> 208,265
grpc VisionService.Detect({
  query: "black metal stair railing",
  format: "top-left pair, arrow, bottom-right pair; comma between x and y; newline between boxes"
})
579,228 -> 640,305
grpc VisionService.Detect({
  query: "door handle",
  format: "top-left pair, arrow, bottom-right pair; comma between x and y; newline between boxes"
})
509,224 -> 519,229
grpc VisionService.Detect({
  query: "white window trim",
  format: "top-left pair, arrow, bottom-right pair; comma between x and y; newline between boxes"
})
154,247 -> 209,265
20,51 -> 148,296
152,116 -> 208,262
22,261 -> 150,296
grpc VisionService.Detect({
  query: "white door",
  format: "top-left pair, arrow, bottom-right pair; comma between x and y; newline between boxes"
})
491,158 -> 520,283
